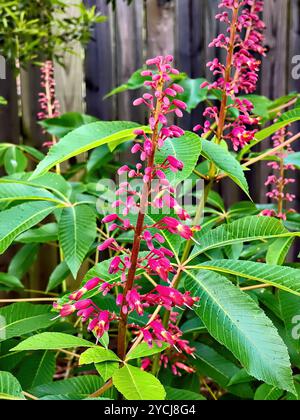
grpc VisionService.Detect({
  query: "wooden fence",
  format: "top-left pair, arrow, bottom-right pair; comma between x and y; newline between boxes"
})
0,0 -> 300,207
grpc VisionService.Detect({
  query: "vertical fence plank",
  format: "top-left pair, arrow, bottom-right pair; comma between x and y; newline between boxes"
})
289,0 -> 300,259
115,1 -> 144,122
20,66 -> 44,148
85,0 -> 115,120
0,67 -> 19,143
146,0 -> 175,58
55,0 -> 85,114
289,0 -> 300,211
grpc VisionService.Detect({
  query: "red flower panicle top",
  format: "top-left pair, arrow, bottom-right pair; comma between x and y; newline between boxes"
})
194,0 -> 266,150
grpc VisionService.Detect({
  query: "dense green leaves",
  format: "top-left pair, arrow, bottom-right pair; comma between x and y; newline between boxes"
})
46,261 -> 71,292
201,140 -> 249,196
195,259 -> 300,296
165,387 -> 206,401
0,273 -> 23,289
0,202 -> 57,254
254,384 -> 284,401
80,347 -> 120,365
3,147 -> 28,175
113,364 -> 166,400
30,376 -> 103,399
8,244 -> 39,279
58,205 -> 97,278
126,343 -> 169,361
11,333 -> 95,352
0,183 -> 61,204
0,304 -> 54,342
17,351 -> 56,390
0,372 -> 25,400
192,343 -> 252,398
185,270 -> 295,393
16,223 -> 58,244
189,216 -> 296,261
31,122 -> 147,178
96,362 -> 119,382
39,113 -> 98,138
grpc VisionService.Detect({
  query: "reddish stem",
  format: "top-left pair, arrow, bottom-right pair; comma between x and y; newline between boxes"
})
117,79 -> 163,360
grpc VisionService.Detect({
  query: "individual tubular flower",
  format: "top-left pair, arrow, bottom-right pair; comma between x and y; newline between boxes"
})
261,124 -> 296,220
53,56 -> 199,361
194,1 -> 266,150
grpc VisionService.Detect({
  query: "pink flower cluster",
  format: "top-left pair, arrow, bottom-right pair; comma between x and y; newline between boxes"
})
261,126 -> 296,220
38,61 -> 60,148
194,0 -> 266,150
38,61 -> 60,121
54,56 -> 199,360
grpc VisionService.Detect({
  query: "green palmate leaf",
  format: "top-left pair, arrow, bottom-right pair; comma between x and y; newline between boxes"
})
4,147 -> 28,175
266,237 -> 294,265
31,121 -> 147,178
185,270 -> 295,394
46,261 -> 71,292
0,303 -> 53,343
227,369 -> 254,386
113,364 -> 166,400
40,395 -> 110,401
16,223 -> 58,244
39,112 -> 98,138
58,205 -> 97,278
126,342 -> 169,361
11,333 -> 95,352
284,151 -> 300,169
189,216 -> 297,262
0,372 -> 25,400
0,343 -> 25,372
0,183 -> 62,204
0,273 -> 23,289
0,201 -> 57,254
207,190 -> 225,212
1,173 -> 71,201
19,145 -> 45,162
8,244 -> 39,279
193,343 -> 238,388
30,376 -> 103,399
192,343 -> 253,398
254,384 -> 284,401
165,387 -> 206,401
201,139 -> 249,196
156,131 -> 202,185
16,351 -> 56,390
96,362 -> 119,382
79,347 -> 120,365
195,259 -> 300,296
22,173 -> 71,199
181,317 -> 206,334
